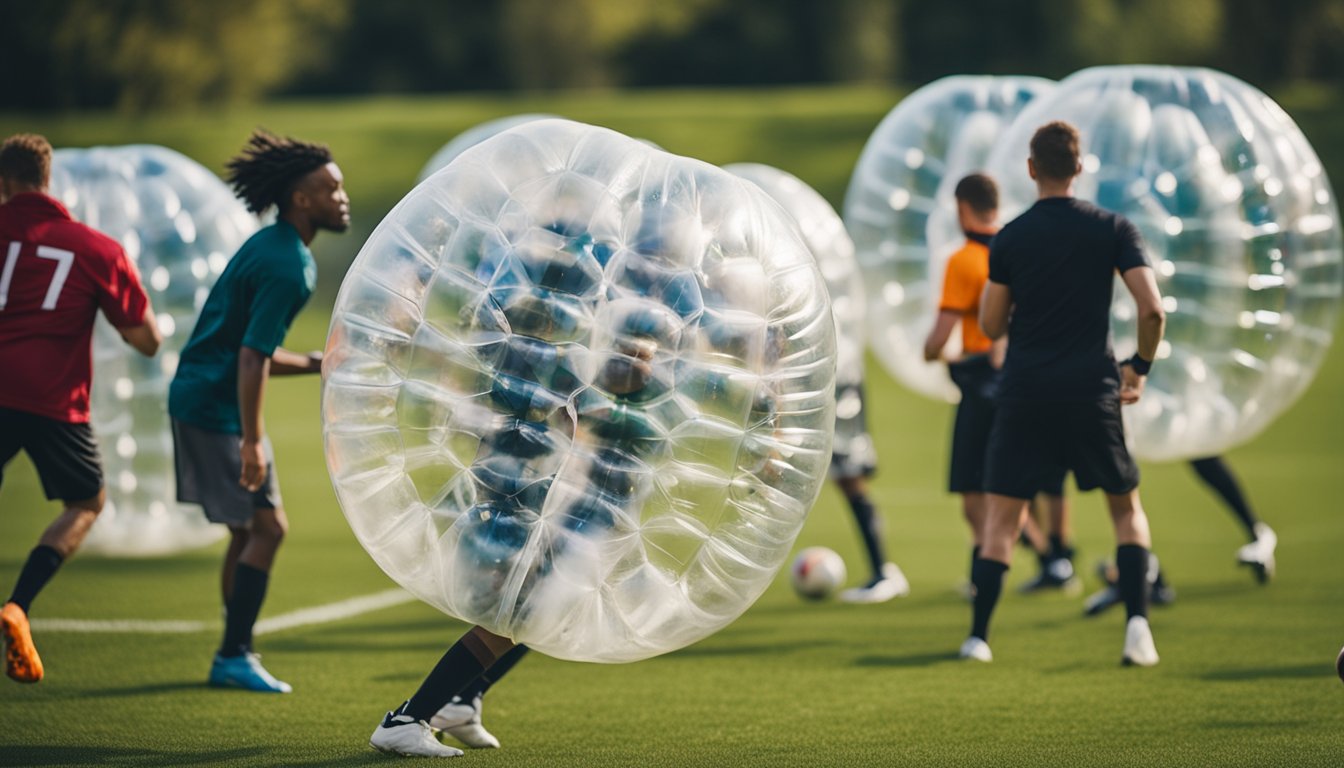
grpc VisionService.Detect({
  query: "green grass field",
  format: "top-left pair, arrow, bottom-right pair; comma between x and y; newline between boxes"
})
2,87 -> 1343,767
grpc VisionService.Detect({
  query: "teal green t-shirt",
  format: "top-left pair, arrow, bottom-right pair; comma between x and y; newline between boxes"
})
169,222 -> 316,434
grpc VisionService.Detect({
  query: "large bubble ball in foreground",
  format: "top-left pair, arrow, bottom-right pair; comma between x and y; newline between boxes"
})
724,163 -> 874,471
984,66 -> 1343,460
844,75 -> 1055,401
417,114 -> 558,183
50,145 -> 257,555
323,119 -> 836,662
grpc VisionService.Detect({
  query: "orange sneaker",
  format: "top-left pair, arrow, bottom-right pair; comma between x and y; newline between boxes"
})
2,602 -> 44,683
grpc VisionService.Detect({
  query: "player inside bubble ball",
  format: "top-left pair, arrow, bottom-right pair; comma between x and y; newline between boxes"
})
0,133 -> 163,684
368,203 -> 795,758
371,216 -> 698,756
169,130 -> 348,694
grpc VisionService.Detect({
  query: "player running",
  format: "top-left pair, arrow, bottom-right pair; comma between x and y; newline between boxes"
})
0,133 -> 162,683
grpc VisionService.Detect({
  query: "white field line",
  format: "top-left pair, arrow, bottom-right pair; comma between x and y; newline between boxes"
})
30,588 -> 415,635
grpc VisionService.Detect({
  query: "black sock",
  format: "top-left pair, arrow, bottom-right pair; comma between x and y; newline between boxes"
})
219,563 -> 268,658
1048,534 -> 1067,559
403,640 -> 494,723
845,493 -> 886,579
7,545 -> 65,615
969,546 -> 980,582
456,644 -> 530,703
969,558 -> 1008,641
1116,544 -> 1150,620
1190,457 -> 1259,540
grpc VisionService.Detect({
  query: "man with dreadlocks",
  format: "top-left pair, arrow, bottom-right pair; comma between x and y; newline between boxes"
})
169,129 -> 348,693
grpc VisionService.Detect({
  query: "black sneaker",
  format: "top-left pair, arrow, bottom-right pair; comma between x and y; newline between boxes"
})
1019,557 -> 1081,594
1083,585 -> 1121,616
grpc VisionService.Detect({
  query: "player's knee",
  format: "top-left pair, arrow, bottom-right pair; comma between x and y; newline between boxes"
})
66,490 -> 105,515
252,510 -> 288,543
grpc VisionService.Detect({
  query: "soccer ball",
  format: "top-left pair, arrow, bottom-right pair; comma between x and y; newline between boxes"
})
790,547 -> 847,600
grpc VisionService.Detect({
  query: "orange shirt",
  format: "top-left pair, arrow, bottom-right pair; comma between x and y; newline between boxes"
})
939,238 -> 993,356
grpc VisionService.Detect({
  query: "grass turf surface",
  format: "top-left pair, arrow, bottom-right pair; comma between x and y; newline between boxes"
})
2,86 -> 1343,766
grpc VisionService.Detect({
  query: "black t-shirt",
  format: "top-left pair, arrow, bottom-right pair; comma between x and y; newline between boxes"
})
988,197 -> 1149,402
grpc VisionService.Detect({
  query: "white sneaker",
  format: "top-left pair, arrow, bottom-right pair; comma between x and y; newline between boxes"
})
839,563 -> 911,603
1121,616 -> 1159,667
959,636 -> 992,662
431,694 -> 500,749
371,711 -> 464,757
1236,524 -> 1276,583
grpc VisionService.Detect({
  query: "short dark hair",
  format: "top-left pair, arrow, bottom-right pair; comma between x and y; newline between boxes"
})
225,129 -> 333,214
954,173 -> 998,213
0,133 -> 52,188
1030,121 -> 1081,181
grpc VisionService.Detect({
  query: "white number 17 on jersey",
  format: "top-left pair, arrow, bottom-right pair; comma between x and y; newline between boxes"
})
0,241 -> 75,311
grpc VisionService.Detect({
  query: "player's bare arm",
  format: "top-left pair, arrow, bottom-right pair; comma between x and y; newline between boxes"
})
978,281 -> 1012,340
116,303 -> 163,357
922,310 -> 962,361
1118,265 -> 1166,405
268,347 -> 322,375
237,346 -> 269,491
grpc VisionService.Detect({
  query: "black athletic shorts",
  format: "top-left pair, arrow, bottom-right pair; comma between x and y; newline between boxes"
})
983,398 -> 1139,500
0,407 -> 104,502
947,356 -> 999,493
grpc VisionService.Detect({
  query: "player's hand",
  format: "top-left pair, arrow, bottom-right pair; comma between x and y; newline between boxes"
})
307,351 -> 324,374
239,438 -> 268,492
1119,363 -> 1145,405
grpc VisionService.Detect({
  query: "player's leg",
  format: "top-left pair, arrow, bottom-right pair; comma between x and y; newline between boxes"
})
1017,496 -> 1052,590
1190,456 -> 1275,582
1104,490 -> 1158,666
1072,399 -> 1157,666
221,526 -> 250,606
1020,480 -> 1079,593
3,411 -> 105,683
209,504 -> 290,693
962,493 -> 1028,662
948,380 -> 994,597
432,644 -> 532,748
179,422 -> 290,693
372,625 -> 517,757
962,491 -> 986,588
836,475 -> 909,603
964,399 -> 1055,660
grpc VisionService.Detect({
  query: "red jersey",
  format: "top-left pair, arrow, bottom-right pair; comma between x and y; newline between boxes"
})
0,193 -> 149,423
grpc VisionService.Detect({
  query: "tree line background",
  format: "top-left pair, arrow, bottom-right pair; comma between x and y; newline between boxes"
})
3,0 -> 1341,112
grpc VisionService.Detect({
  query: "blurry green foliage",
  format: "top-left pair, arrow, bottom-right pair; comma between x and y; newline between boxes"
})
1,0 -> 1339,111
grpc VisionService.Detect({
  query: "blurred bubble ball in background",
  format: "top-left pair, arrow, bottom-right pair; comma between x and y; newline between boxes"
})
844,75 -> 1056,402
51,145 -> 257,556
985,66 -> 1343,460
724,162 -> 876,478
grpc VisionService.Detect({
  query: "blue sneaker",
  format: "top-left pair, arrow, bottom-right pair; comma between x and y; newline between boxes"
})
209,652 -> 292,693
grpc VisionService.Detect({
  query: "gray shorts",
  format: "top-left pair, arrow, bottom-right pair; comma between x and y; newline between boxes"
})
172,418 -> 281,526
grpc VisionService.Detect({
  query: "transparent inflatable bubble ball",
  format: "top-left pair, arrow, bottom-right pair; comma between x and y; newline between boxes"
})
984,66 -> 1342,460
323,119 -> 837,662
50,145 -> 256,556
844,75 -> 1056,403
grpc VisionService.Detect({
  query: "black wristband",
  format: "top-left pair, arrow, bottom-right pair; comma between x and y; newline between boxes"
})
1126,354 -> 1152,376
